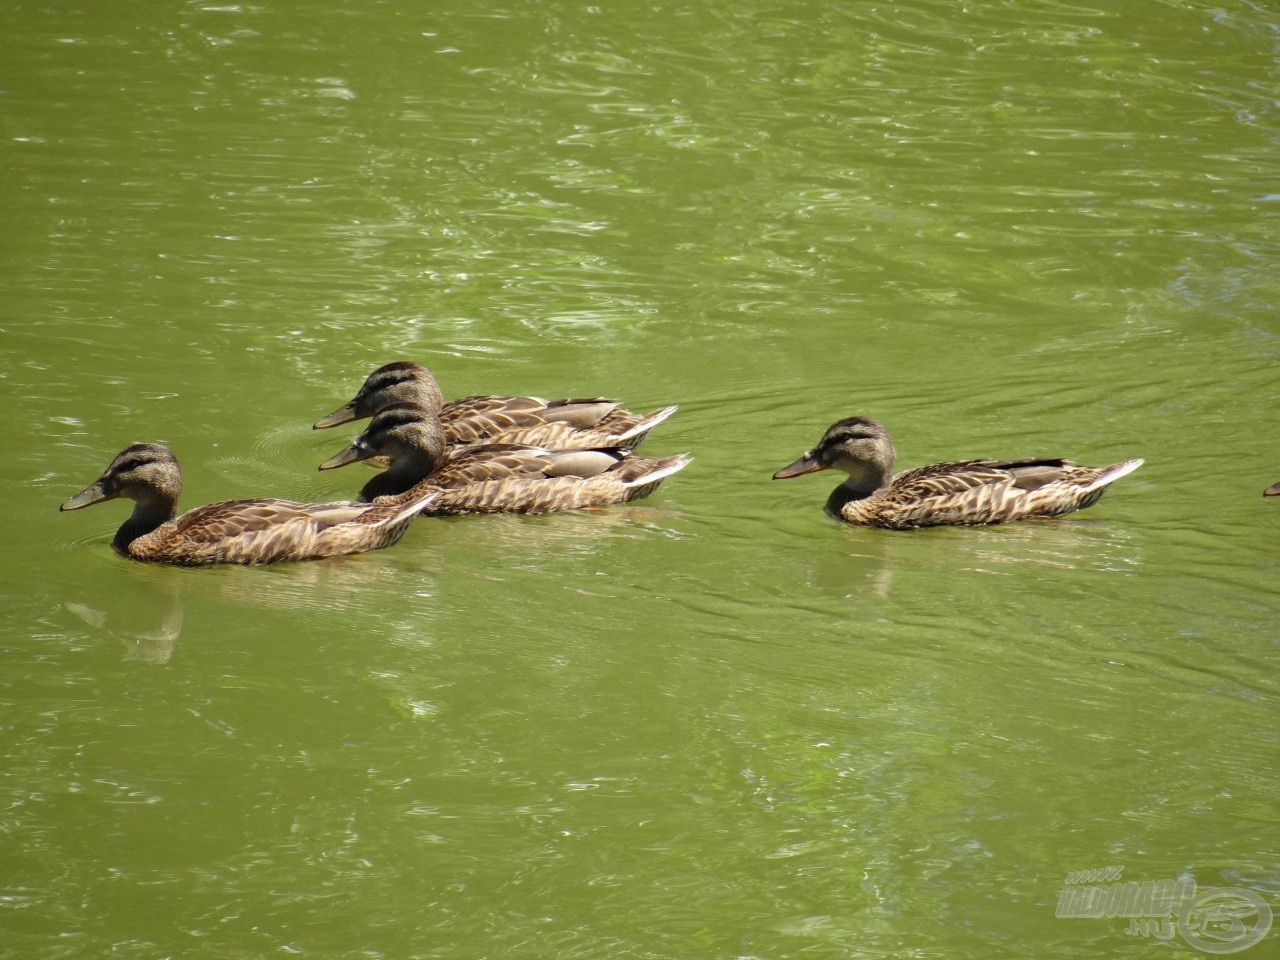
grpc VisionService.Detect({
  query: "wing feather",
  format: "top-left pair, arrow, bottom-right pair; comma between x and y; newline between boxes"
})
887,459 -> 1074,500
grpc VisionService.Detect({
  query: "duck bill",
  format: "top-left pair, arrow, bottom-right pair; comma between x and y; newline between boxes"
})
313,401 -> 360,430
60,479 -> 114,511
318,443 -> 376,471
772,452 -> 829,480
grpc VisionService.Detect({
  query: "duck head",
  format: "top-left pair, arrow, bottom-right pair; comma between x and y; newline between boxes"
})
61,443 -> 182,513
314,361 -> 445,429
773,417 -> 896,495
319,403 -> 446,500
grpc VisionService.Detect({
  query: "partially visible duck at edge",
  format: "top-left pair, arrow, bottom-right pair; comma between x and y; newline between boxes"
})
314,361 -> 676,450
61,443 -> 433,565
773,417 -> 1143,530
319,403 -> 690,515
1265,481 -> 1280,497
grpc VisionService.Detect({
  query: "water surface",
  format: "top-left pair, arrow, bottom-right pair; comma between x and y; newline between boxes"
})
3,1 -> 1278,957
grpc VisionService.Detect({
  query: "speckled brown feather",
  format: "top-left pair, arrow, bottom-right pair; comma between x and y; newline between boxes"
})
62,443 -> 432,565
316,362 -> 676,450
440,396 -> 675,449
775,417 -> 1142,530
377,452 -> 692,516
839,458 -> 1141,529
129,496 -> 430,564
322,403 -> 690,514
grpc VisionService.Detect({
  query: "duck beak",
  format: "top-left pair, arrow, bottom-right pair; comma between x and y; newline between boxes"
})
1265,482 -> 1280,497
313,400 -> 360,430
318,442 -> 376,471
773,451 -> 828,479
60,479 -> 114,511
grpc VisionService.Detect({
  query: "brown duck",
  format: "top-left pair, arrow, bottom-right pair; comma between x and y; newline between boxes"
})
314,361 -> 676,449
1265,482 -> 1280,497
318,403 -> 690,514
61,443 -> 433,565
773,417 -> 1143,529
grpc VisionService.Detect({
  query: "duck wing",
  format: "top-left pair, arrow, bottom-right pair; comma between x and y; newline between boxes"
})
440,396 -> 617,441
889,458 -> 1076,499
414,452 -> 691,515
169,498 -> 371,540
431,445 -> 628,486
857,458 -> 1138,528
139,496 -> 426,564
464,408 -> 675,451
439,396 -> 677,448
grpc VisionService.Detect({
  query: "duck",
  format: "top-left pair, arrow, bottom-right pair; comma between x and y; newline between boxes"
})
773,417 -> 1143,529
60,443 -> 434,565
1266,482 -> 1280,497
318,403 -> 690,514
313,361 -> 676,450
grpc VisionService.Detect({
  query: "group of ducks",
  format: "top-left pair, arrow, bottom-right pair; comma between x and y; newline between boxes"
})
60,362 -> 690,565
61,360 -> 1157,567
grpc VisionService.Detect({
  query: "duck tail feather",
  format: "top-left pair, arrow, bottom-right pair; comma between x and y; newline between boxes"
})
623,453 -> 692,488
398,490 -> 438,520
616,405 -> 678,442
1085,458 -> 1144,492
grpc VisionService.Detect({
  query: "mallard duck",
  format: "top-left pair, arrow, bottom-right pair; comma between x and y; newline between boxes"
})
61,443 -> 434,565
313,361 -> 676,449
773,417 -> 1143,529
318,403 -> 690,514
1265,482 -> 1280,497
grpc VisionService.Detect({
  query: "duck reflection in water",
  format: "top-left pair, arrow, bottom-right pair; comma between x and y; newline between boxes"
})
65,573 -> 185,665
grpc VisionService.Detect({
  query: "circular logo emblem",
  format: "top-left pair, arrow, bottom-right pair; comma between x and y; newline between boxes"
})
1178,888 -> 1272,954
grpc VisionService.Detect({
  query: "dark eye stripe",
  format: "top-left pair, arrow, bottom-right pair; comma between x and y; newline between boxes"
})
371,409 -> 429,431
368,371 -> 415,390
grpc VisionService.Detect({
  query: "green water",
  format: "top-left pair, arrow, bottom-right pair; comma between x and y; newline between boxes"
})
3,1 -> 1278,957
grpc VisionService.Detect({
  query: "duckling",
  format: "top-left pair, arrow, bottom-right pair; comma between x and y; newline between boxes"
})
319,403 -> 690,514
61,443 -> 433,565
773,417 -> 1142,529
313,361 -> 676,449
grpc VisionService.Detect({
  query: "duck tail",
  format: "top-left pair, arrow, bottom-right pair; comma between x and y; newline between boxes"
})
616,405 -> 679,443
623,453 -> 691,488
1084,458 -> 1144,492
396,490 -> 438,521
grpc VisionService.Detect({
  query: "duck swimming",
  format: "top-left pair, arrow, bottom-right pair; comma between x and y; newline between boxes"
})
61,443 -> 433,565
773,417 -> 1143,529
319,403 -> 690,514
314,361 -> 676,450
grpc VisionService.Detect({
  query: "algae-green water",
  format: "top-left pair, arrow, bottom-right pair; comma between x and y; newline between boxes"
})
3,1 -> 1277,957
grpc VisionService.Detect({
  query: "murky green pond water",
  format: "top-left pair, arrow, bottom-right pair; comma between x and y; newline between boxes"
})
3,1 -> 1278,957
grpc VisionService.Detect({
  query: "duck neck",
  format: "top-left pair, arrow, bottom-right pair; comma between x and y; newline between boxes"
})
825,457 -> 892,514
114,498 -> 177,554
360,445 -> 440,502
843,457 -> 893,495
